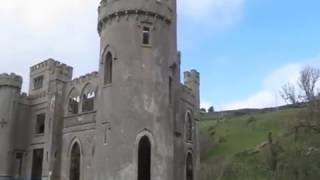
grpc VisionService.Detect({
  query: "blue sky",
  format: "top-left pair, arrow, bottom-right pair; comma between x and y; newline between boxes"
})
1,0 -> 320,110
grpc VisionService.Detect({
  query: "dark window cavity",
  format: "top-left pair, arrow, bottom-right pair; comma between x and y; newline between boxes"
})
169,77 -> 173,104
142,26 -> 151,45
35,113 -> 45,134
138,136 -> 151,180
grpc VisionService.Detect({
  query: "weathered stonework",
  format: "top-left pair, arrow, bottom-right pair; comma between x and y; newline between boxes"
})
0,0 -> 200,180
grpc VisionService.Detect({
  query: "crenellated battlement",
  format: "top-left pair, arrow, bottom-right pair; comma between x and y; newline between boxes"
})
97,0 -> 173,35
30,58 -> 73,77
70,71 -> 99,86
0,73 -> 23,88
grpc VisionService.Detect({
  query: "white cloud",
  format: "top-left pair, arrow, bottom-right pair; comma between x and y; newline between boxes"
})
222,57 -> 320,110
0,0 -> 98,32
178,0 -> 245,28
0,0 -> 101,92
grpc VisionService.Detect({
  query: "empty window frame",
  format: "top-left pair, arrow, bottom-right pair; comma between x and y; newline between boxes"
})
82,84 -> 96,112
33,76 -> 44,90
68,89 -> 80,115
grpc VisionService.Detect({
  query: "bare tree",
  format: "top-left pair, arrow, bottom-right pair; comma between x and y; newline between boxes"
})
298,66 -> 320,102
294,66 -> 320,134
280,83 -> 298,104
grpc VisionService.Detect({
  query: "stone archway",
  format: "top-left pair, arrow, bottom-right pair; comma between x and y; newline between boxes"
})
138,136 -> 151,180
70,143 -> 81,180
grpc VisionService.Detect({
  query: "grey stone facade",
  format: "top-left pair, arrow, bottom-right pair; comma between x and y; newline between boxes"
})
0,0 -> 200,180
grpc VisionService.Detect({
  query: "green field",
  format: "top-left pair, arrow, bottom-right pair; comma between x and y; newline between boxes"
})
199,107 -> 320,180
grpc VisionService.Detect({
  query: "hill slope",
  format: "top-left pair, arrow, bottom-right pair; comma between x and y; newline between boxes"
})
200,107 -> 320,180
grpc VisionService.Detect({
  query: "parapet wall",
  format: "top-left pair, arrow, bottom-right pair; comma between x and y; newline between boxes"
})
0,73 -> 22,89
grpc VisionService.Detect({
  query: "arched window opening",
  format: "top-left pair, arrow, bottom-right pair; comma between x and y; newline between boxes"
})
70,143 -> 81,180
186,112 -> 193,142
138,136 -> 151,180
68,89 -> 80,115
104,52 -> 113,84
186,153 -> 193,180
82,84 -> 96,112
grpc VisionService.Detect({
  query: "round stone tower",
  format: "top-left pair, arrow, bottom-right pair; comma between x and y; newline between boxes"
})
95,0 -> 178,179
0,73 -> 22,180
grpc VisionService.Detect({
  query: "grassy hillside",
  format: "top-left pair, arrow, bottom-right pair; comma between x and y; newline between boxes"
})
199,107 -> 320,180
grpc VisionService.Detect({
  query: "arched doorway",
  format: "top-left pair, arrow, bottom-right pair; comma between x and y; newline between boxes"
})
186,153 -> 193,180
138,136 -> 151,180
70,143 -> 81,180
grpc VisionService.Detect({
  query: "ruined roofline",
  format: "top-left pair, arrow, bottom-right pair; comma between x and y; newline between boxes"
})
0,73 -> 23,88
70,71 -> 99,86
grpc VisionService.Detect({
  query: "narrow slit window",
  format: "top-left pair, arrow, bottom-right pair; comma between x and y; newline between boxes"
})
104,52 -> 113,85
169,77 -> 173,104
142,26 -> 150,45
186,112 -> 193,142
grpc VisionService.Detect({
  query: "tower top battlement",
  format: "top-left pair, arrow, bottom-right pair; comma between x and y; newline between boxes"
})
0,73 -> 23,88
97,0 -> 174,35
30,58 -> 73,75
184,70 -> 200,85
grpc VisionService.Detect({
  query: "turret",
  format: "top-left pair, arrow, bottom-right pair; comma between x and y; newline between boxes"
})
184,70 -> 200,119
95,0 -> 178,179
0,73 -> 22,179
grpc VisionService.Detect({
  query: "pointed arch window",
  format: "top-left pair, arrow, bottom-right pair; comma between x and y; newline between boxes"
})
104,52 -> 113,85
138,136 -> 151,180
70,142 -> 81,180
186,112 -> 193,142
68,89 -> 80,115
82,84 -> 96,112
